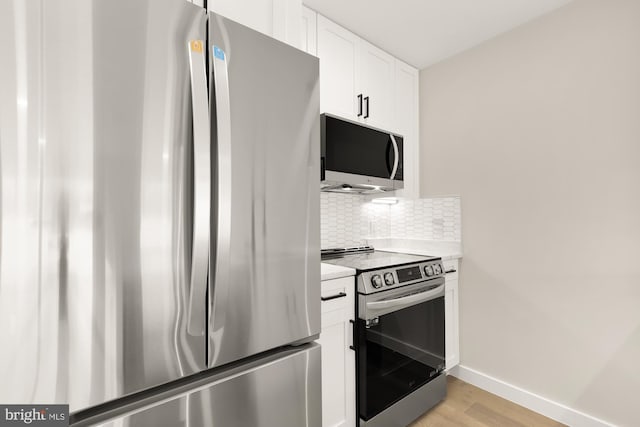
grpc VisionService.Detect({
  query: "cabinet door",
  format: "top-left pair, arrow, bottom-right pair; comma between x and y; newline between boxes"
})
319,277 -> 355,427
357,39 -> 395,130
317,15 -> 359,121
209,0 -> 274,37
272,0 -> 301,49
392,59 -> 420,198
444,260 -> 460,370
300,6 -> 317,56
209,0 -> 300,48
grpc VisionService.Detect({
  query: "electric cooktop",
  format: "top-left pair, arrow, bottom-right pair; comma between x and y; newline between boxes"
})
321,246 -> 439,273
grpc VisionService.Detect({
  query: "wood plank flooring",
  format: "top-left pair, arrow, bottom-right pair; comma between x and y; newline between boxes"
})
409,376 -> 566,427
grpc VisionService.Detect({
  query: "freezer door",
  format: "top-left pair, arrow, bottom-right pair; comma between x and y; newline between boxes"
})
0,0 -> 208,412
71,343 -> 321,427
208,14 -> 321,368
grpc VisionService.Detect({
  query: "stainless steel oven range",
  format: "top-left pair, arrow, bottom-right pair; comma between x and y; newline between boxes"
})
322,247 -> 447,427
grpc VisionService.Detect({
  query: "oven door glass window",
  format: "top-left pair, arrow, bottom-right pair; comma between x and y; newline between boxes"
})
358,296 -> 445,421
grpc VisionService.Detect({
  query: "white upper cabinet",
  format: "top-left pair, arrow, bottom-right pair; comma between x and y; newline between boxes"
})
317,15 -> 395,129
356,40 -> 395,130
272,0 -> 302,49
311,9 -> 421,198
300,6 -> 317,56
317,15 -> 359,121
392,59 -> 420,198
209,0 -> 301,49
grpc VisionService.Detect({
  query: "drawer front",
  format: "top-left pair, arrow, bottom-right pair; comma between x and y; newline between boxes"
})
321,276 -> 354,315
443,259 -> 459,281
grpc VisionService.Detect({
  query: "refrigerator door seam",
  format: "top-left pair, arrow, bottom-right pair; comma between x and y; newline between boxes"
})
209,39 -> 233,365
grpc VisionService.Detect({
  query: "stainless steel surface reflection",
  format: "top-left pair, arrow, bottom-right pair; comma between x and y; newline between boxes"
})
83,344 -> 321,427
208,14 -> 321,368
0,0 -> 207,412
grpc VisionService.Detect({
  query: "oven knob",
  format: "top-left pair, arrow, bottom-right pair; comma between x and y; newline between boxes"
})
371,274 -> 383,289
384,272 -> 394,286
434,264 -> 442,275
424,265 -> 434,277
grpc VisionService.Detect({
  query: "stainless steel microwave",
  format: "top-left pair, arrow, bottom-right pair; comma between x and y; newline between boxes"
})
320,114 -> 403,194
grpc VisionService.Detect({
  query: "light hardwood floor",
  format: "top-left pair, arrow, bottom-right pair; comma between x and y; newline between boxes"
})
409,376 -> 566,427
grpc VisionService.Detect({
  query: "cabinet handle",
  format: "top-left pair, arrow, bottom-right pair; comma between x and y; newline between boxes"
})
321,292 -> 347,301
445,269 -> 457,274
349,319 -> 355,351
357,94 -> 363,117
364,96 -> 370,118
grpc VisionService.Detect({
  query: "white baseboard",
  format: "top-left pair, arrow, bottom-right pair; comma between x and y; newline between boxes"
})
449,365 -> 616,427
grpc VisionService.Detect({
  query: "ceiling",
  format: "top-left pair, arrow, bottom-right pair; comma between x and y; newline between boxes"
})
303,0 -> 573,69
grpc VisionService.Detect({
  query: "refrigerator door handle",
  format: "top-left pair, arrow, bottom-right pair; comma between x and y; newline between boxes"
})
210,44 -> 232,339
389,134 -> 399,180
187,39 -> 211,336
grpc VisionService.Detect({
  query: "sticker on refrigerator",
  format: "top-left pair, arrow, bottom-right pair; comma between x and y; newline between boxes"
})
213,46 -> 225,61
190,40 -> 203,53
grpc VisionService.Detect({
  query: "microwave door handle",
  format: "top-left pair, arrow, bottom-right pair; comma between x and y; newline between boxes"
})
187,40 -> 211,336
366,284 -> 444,312
389,134 -> 399,180
210,43 -> 233,347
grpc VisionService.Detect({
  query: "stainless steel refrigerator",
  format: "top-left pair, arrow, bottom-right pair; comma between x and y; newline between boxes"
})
0,0 -> 320,425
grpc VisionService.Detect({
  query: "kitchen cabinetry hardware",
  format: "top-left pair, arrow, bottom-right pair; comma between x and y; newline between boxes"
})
445,269 -> 457,274
364,96 -> 370,118
321,292 -> 347,302
357,94 -> 363,116
349,320 -> 355,350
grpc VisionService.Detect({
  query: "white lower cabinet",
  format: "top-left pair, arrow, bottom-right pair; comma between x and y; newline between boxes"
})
444,259 -> 460,370
319,276 -> 355,427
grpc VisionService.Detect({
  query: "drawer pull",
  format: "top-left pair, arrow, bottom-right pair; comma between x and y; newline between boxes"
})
445,269 -> 457,274
321,292 -> 347,302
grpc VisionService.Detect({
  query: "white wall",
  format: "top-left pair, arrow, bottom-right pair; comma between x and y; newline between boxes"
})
420,0 -> 640,425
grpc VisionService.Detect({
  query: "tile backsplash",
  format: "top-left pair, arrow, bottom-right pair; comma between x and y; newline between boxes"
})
320,193 -> 461,249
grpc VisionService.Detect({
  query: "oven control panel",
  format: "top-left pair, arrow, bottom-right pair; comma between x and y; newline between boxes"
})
358,260 -> 444,294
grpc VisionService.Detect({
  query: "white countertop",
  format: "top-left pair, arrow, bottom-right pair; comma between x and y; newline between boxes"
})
366,238 -> 463,261
321,263 -> 356,281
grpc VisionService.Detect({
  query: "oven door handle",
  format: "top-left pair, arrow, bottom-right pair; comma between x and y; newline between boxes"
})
366,284 -> 444,312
